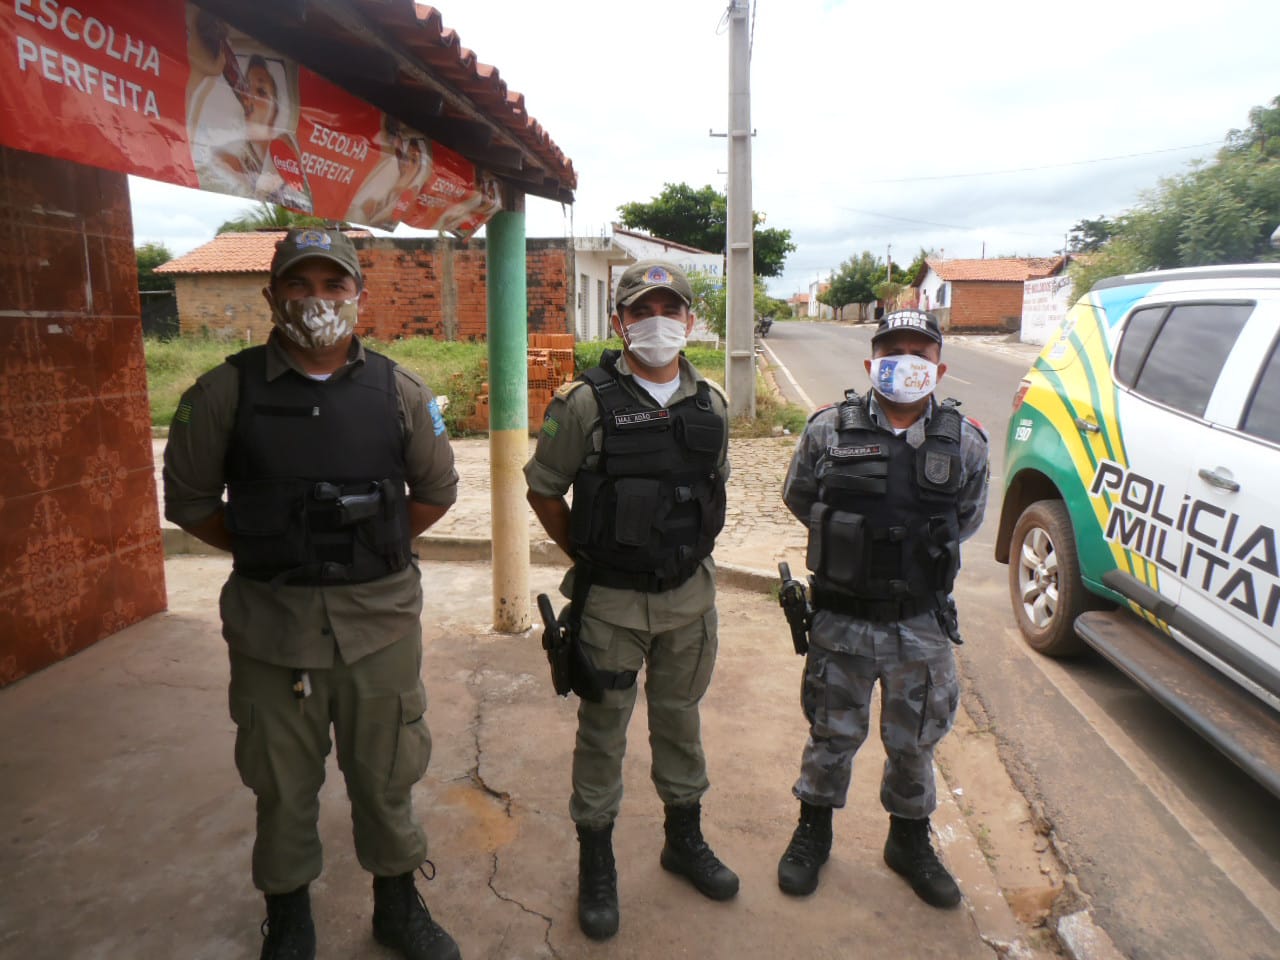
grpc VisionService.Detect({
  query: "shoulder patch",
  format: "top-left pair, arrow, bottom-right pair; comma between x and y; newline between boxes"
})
554,380 -> 585,400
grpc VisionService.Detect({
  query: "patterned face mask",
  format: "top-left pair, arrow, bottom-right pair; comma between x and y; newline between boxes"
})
868,355 -> 938,404
271,296 -> 359,349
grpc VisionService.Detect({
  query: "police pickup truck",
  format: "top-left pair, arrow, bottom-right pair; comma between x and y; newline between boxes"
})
995,265 -> 1280,797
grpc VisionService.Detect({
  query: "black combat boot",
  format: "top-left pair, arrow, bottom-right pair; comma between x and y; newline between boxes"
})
259,885 -> 316,960
659,802 -> 740,901
371,866 -> 461,960
576,822 -> 620,940
777,801 -> 833,896
883,815 -> 962,908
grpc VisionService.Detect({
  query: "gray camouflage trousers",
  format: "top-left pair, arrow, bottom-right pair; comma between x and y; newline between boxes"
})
793,639 -> 959,819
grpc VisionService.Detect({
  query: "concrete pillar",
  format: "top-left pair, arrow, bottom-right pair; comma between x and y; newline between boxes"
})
485,198 -> 531,632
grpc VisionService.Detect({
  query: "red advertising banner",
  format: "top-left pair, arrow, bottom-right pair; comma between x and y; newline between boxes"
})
0,0 -> 501,235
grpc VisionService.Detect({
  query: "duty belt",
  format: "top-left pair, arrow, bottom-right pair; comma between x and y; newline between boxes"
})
588,564 -> 700,594
810,583 -> 942,622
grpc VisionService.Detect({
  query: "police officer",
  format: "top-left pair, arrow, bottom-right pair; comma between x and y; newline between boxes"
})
775,309 -> 988,908
525,259 -> 739,940
163,228 -> 461,960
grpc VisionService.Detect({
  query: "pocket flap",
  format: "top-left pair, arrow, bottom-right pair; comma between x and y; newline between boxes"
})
399,685 -> 427,724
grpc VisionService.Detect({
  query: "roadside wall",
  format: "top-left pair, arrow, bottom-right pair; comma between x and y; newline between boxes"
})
176,237 -> 571,342
0,146 -> 166,687
950,280 -> 1024,331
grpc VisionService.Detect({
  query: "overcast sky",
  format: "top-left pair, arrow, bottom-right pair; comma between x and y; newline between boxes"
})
130,0 -> 1280,298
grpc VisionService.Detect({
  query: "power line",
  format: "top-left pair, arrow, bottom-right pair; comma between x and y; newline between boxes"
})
859,140 -> 1221,184
749,0 -> 757,58
834,206 -> 1048,237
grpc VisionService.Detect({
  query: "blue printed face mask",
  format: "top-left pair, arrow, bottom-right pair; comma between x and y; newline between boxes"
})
868,355 -> 938,404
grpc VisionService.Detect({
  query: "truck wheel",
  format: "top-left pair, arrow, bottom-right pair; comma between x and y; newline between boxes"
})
1008,500 -> 1089,656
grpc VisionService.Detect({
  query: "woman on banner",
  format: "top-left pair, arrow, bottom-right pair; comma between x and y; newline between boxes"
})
185,9 -> 314,212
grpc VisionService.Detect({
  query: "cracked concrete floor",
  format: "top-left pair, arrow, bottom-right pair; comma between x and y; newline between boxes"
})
0,556 -> 1003,959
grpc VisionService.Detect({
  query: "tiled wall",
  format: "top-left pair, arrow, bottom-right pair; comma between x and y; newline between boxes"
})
0,146 -> 166,687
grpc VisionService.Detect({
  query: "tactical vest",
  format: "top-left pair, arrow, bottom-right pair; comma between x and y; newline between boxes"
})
569,351 -> 727,592
223,346 -> 412,585
807,390 -> 963,620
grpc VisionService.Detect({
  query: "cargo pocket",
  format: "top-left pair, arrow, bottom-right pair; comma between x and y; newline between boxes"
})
686,609 -> 719,699
386,685 -> 432,799
229,694 -> 278,803
916,655 -> 959,749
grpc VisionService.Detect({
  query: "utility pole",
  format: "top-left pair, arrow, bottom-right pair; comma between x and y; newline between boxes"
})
887,243 -> 892,284
725,0 -> 754,419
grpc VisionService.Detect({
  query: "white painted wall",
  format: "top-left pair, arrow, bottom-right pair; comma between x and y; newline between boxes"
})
571,243 -> 619,341
1020,275 -> 1074,345
916,264 -> 950,312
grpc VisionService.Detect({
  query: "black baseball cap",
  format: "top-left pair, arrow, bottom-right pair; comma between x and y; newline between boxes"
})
615,259 -> 693,307
270,228 -> 362,281
871,309 -> 942,345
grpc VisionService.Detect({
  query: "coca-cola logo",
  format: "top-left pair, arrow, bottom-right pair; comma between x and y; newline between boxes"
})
269,138 -> 307,193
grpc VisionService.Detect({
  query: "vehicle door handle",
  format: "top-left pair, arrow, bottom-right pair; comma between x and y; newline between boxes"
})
1197,467 -> 1240,493
1074,417 -> 1099,434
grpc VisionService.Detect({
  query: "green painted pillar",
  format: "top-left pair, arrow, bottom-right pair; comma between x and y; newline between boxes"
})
486,199 -> 531,632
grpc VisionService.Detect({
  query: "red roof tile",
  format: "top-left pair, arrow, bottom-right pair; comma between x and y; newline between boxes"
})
155,230 -> 372,275
924,257 -> 1064,282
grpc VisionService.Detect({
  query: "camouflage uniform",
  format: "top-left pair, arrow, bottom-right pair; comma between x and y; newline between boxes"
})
782,392 -> 988,819
524,352 -> 730,827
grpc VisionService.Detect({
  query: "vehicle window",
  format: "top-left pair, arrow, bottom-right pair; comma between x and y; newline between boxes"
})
1241,339 -> 1280,445
1131,303 -> 1254,417
1114,307 -> 1165,387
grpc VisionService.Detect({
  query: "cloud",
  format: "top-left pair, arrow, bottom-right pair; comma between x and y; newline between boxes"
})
128,0 -> 1280,300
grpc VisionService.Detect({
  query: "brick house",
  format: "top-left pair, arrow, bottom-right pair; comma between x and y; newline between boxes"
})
913,256 -> 1064,331
157,231 -> 576,342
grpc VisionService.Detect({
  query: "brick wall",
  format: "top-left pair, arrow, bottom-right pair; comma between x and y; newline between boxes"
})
176,273 -> 273,343
181,237 -> 573,342
0,147 -> 166,687
949,281 -> 1024,331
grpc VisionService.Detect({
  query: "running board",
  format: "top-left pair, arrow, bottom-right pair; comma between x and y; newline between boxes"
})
1074,610 -> 1280,800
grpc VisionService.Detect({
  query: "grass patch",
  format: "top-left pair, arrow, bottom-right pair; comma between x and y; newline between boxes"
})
146,334 -> 806,437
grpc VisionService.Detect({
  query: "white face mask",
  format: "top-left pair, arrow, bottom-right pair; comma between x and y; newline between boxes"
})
271,296 -> 359,349
620,314 -> 688,367
868,355 -> 938,404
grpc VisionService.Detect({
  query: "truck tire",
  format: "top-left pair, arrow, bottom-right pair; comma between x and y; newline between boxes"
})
1008,499 -> 1090,656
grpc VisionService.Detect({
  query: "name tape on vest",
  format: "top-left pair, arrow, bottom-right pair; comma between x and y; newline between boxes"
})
614,409 -> 671,428
827,443 -> 883,459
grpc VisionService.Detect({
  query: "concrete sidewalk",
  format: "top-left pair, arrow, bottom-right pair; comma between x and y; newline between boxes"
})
0,436 -> 1037,958
0,556 -> 1014,960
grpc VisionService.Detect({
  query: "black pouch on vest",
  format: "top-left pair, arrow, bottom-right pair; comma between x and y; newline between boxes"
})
225,482 -> 310,571
807,503 -> 868,586
612,477 -> 661,547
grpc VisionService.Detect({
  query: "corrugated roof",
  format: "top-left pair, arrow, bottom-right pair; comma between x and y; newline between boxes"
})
155,230 -> 372,275
195,1 -> 575,203
925,257 -> 1064,282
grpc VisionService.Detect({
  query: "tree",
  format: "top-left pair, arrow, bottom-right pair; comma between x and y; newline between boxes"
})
1067,217 -> 1116,253
819,251 -> 886,322
217,202 -> 331,234
136,241 -> 174,292
617,183 -> 797,278
1073,95 -> 1280,299
689,272 -> 728,338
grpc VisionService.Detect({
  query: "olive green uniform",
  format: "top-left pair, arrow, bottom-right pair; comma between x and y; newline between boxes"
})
524,354 -> 730,828
163,333 -> 457,893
